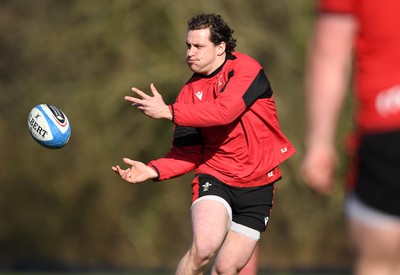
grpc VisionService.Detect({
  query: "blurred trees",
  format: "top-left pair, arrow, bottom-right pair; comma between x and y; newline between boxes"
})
0,0 -> 352,271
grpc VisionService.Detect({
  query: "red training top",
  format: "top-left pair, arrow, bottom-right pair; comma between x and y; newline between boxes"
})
319,0 -> 400,133
148,52 -> 295,188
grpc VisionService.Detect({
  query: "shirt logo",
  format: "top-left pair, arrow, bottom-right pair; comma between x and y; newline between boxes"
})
268,171 -> 274,177
376,85 -> 400,116
264,217 -> 269,226
280,147 -> 288,153
195,91 -> 203,100
218,75 -> 224,87
202,182 -> 212,192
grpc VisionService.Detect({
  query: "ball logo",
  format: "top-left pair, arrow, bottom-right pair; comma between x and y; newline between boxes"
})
28,111 -> 49,138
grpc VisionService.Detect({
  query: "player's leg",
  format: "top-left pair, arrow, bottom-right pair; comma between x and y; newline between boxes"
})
212,228 -> 258,275
176,198 -> 231,275
345,132 -> 400,274
239,245 -> 258,275
212,182 -> 274,275
346,194 -> 400,275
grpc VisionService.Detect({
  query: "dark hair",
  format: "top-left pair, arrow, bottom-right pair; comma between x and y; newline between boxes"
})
188,13 -> 237,54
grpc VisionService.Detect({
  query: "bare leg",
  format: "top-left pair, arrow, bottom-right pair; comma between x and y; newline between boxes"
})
348,218 -> 400,275
212,230 -> 258,275
176,199 -> 231,275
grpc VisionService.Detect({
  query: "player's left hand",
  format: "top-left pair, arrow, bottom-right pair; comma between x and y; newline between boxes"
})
125,83 -> 172,121
112,158 -> 158,184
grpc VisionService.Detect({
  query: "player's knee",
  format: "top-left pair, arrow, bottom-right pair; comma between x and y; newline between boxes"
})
213,262 -> 242,275
191,243 -> 217,268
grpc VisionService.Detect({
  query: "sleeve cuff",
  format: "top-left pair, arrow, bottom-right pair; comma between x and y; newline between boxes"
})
147,164 -> 160,181
168,104 -> 175,123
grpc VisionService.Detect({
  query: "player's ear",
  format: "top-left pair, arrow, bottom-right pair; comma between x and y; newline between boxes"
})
216,42 -> 226,56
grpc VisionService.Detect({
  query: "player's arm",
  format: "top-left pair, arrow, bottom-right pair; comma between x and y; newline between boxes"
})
112,125 -> 202,183
302,12 -> 357,194
125,62 -> 270,127
172,66 -> 271,127
148,124 -> 203,181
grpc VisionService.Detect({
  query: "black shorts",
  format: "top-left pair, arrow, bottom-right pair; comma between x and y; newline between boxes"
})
192,173 -> 275,233
355,130 -> 400,216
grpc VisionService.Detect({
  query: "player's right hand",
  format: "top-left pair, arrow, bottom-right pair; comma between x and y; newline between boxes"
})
301,145 -> 338,195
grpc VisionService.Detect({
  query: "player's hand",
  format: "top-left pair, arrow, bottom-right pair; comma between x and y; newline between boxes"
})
301,145 -> 337,195
125,83 -> 172,121
112,158 -> 158,184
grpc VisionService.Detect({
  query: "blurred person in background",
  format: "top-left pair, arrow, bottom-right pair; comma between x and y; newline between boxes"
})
113,13 -> 295,274
302,0 -> 400,274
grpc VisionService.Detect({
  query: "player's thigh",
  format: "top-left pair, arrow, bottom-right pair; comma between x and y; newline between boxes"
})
350,220 -> 400,252
212,230 -> 258,274
346,195 -> 400,258
191,198 -> 231,251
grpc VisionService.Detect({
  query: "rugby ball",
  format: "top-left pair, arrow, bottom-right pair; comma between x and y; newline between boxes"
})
27,104 -> 71,149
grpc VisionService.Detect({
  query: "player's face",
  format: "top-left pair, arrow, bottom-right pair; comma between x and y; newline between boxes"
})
186,28 -> 226,75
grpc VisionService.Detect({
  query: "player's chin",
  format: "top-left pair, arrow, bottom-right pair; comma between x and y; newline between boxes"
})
187,63 -> 199,72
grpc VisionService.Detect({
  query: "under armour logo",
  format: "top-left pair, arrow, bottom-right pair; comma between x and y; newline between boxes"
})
202,182 -> 212,192
280,147 -> 288,153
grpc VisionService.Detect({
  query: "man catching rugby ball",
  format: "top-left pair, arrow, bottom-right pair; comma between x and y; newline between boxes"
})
113,13 -> 295,274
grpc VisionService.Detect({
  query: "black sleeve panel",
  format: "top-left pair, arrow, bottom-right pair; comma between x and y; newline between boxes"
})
173,125 -> 203,147
242,69 -> 273,108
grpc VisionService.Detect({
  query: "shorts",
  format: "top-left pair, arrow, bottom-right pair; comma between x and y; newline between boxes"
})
191,173 -> 275,240
353,130 -> 400,216
345,193 -> 400,229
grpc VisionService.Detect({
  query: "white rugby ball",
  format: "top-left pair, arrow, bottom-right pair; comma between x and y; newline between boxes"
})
27,104 -> 71,149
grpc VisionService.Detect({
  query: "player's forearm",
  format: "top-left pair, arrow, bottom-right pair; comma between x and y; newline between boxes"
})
305,59 -> 348,148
